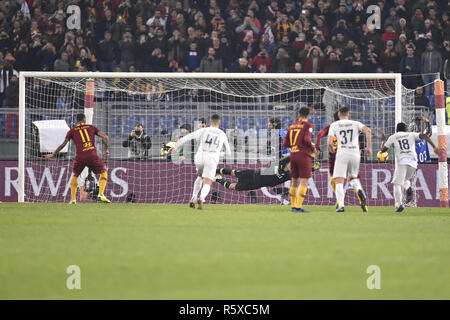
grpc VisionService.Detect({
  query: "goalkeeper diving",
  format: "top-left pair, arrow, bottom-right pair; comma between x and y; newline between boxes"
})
215,156 -> 321,191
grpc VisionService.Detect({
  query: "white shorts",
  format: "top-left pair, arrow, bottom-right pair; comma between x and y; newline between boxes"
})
333,153 -> 360,179
195,152 -> 219,180
392,164 -> 416,186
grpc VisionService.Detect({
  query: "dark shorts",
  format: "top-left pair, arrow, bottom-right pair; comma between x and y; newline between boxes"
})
235,170 -> 256,191
73,155 -> 105,176
290,154 -> 312,179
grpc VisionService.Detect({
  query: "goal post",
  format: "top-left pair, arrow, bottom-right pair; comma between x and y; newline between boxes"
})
19,71 -> 411,206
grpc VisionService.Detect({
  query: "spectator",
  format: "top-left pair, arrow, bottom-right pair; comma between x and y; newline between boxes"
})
14,43 -> 29,71
233,57 -> 252,73
54,51 -> 70,72
149,48 -> 169,72
271,47 -> 294,73
293,62 -> 303,73
252,48 -> 272,72
421,41 -> 442,96
275,13 -> 292,43
364,40 -> 380,73
118,31 -> 135,72
304,46 -> 324,73
56,89 -> 71,110
185,41 -> 201,72
199,47 -> 223,72
400,45 -> 420,89
146,9 -> 167,30
345,48 -> 365,73
382,24 -> 399,48
414,86 -> 431,113
323,51 -> 342,73
265,1 -> 279,22
122,123 -> 152,158
4,73 -> 18,136
96,31 -> 117,72
395,33 -> 408,57
380,40 -> 399,72
275,35 -> 295,59
384,8 -> 400,30
167,29 -> 187,68
235,16 -> 260,42
151,27 -> 169,57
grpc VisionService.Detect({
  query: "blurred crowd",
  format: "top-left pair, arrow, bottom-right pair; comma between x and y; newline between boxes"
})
0,0 -> 450,136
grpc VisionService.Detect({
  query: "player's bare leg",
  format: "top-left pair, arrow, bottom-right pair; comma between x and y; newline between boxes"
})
335,177 -> 345,212
97,168 -> 110,203
198,177 -> 212,209
69,173 -> 78,204
349,178 -> 368,213
190,175 -> 203,208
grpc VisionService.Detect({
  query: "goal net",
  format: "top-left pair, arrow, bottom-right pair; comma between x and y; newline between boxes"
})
19,72 -> 417,207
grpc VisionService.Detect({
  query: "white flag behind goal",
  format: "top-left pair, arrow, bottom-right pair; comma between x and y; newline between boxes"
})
19,72 -> 419,207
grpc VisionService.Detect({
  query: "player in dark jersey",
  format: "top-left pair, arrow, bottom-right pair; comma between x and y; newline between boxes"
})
283,107 -> 316,213
45,113 -> 110,204
215,156 -> 320,191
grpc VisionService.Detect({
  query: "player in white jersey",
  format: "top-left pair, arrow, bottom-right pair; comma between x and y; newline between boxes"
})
168,114 -> 231,209
327,106 -> 372,213
380,122 -> 438,212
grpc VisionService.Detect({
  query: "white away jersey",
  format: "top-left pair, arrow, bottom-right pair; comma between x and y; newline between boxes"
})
328,119 -> 364,156
174,127 -> 232,160
384,132 -> 421,167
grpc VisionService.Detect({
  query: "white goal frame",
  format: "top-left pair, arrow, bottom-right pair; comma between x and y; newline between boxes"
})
18,72 -> 403,203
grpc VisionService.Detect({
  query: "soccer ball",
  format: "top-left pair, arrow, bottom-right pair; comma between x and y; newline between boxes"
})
377,151 -> 389,162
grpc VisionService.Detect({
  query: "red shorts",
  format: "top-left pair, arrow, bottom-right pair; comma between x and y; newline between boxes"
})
329,153 -> 336,175
73,154 -> 105,176
290,153 -> 312,179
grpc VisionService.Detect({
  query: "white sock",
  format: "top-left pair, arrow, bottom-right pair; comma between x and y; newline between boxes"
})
403,180 -> 411,190
200,184 -> 211,202
336,183 -> 345,208
349,178 -> 362,192
191,177 -> 203,201
394,184 -> 402,208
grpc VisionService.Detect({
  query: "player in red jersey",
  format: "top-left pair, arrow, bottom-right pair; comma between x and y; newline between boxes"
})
283,107 -> 316,213
45,113 -> 110,204
315,111 -> 368,212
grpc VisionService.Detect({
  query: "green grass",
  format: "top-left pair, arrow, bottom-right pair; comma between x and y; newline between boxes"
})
0,203 -> 449,299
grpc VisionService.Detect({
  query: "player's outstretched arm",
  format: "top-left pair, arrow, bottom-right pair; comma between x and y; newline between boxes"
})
44,139 -> 69,159
168,129 -> 203,154
419,133 -> 439,155
97,130 -> 109,158
362,126 -> 372,157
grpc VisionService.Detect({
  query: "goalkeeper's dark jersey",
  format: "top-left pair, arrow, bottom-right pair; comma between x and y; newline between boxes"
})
235,157 -> 291,191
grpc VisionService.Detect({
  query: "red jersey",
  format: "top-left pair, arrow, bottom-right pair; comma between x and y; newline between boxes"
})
65,123 -> 100,159
283,120 -> 314,155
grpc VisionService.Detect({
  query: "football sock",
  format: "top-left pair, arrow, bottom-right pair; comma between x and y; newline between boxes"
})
336,183 -> 345,208
403,180 -> 411,190
99,171 -> 108,195
330,176 -> 336,193
289,186 -> 297,208
394,184 -> 402,208
349,179 -> 363,203
218,168 -> 232,175
192,177 -> 203,201
200,184 -> 211,201
296,185 -> 307,208
70,175 -> 78,201
216,179 -> 231,189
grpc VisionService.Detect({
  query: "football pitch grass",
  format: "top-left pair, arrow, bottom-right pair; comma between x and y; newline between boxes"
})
1,203 -> 449,300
